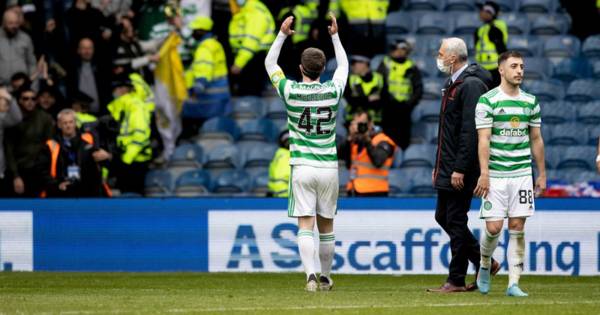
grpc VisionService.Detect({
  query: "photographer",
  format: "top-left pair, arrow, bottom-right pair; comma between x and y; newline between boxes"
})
38,109 -> 112,197
342,110 -> 396,197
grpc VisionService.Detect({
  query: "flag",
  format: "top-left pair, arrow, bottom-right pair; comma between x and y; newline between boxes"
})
154,32 -> 187,161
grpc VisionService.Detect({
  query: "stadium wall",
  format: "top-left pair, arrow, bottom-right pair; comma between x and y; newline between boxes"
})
0,198 -> 599,275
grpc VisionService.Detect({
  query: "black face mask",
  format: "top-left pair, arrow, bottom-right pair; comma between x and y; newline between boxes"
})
392,56 -> 407,63
192,31 -> 206,41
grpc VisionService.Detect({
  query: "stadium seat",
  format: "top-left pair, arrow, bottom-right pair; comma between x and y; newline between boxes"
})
239,119 -> 278,142
503,12 -> 530,35
144,169 -> 173,196
199,117 -> 240,141
392,149 -> 403,168
507,35 -> 541,57
452,13 -> 480,35
250,171 -> 270,196
530,14 -> 569,35
405,0 -> 443,11
587,125 -> 600,146
578,101 -> 600,125
547,123 -> 585,146
213,170 -> 251,194
116,192 -> 143,198
422,80 -> 443,100
169,143 -> 204,169
543,35 -> 581,58
464,35 -> 476,57
557,146 -> 595,170
411,56 -> 437,78
416,13 -> 451,35
370,54 -> 385,71
411,35 -> 443,57
544,145 -> 561,170
411,121 -> 439,145
564,170 -> 599,184
565,79 -> 600,102
444,0 -> 477,12
582,35 -> 600,59
523,57 -> 550,80
418,100 -> 440,123
194,138 -> 233,153
230,96 -> 265,120
541,101 -> 576,124
244,143 -> 278,168
401,144 -> 436,168
388,169 -> 411,195
339,168 -> 350,196
523,79 -> 564,102
493,0 -> 517,12
386,11 -> 413,35
592,60 -> 600,79
551,58 -> 591,82
266,97 -> 287,120
204,143 -> 241,170
519,0 -> 554,13
405,167 -> 436,195
174,170 -> 211,197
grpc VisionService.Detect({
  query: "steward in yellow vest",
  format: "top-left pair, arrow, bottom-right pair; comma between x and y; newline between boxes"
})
343,111 -> 396,197
345,55 -> 384,126
377,39 -> 423,150
268,130 -> 291,197
475,1 -> 507,86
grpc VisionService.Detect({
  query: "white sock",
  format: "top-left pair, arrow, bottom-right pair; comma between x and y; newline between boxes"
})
480,228 -> 501,269
297,229 -> 316,279
319,232 -> 335,278
508,230 -> 525,287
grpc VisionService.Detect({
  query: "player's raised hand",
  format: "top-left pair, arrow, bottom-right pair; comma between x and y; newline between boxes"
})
280,16 -> 294,36
328,12 -> 338,35
474,174 -> 489,198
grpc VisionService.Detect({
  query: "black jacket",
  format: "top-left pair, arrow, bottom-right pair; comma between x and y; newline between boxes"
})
434,64 -> 493,192
38,132 -> 104,197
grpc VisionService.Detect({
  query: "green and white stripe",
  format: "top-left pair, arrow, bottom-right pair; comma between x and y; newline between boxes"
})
319,232 -> 335,243
475,87 -> 541,178
278,78 -> 344,168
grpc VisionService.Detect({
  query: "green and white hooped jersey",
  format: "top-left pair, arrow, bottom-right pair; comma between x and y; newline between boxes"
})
274,77 -> 344,168
475,87 -> 542,178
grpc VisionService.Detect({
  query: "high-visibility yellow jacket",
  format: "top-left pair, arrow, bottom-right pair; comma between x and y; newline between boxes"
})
346,72 -> 384,123
229,0 -> 275,69
475,19 -> 508,70
75,112 -> 98,129
278,4 -> 317,44
184,34 -> 231,118
268,147 -> 290,197
107,93 -> 152,164
340,0 -> 388,24
381,56 -> 414,102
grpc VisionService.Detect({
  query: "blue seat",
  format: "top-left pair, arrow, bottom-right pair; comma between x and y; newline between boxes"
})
412,35 -> 443,57
250,171 -> 270,196
411,56 -> 437,78
543,35 -> 581,58
230,96 -> 265,120
551,58 -> 591,82
541,101 -> 576,124
592,60 -> 600,79
564,170 -> 599,185
144,169 -> 173,196
116,192 -> 143,198
523,57 -> 550,80
199,117 -> 240,141
174,170 -> 211,197
339,168 -> 350,196
169,143 -> 203,168
423,80 -> 443,100
244,143 -> 278,168
204,144 -> 241,170
464,35 -> 476,56
578,101 -> 600,125
213,170 -> 251,194
492,0 -> 517,12
557,146 -> 595,170
588,125 -> 600,146
565,79 -> 600,102
416,13 -> 451,35
444,0 -> 477,11
503,12 -> 530,35
405,0 -> 443,11
453,13 -> 480,35
523,79 -> 564,102
401,144 -> 436,168
582,35 -> 600,59
507,35 -> 541,57
404,167 -> 435,195
547,123 -> 584,145
388,169 -> 411,195
370,54 -> 385,71
519,0 -> 554,13
544,145 -> 561,169
418,100 -> 440,123
266,97 -> 286,120
386,11 -> 413,34
239,118 -> 278,142
530,14 -> 569,35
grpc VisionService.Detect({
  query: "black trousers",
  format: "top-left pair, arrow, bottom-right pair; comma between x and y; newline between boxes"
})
115,161 -> 149,196
435,188 -> 481,286
382,103 -> 413,151
235,51 -> 267,96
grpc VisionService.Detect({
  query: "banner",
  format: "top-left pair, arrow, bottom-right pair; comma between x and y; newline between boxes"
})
0,211 -> 33,271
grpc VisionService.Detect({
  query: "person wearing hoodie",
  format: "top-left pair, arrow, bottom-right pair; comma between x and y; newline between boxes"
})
428,37 -> 498,293
0,87 -> 22,196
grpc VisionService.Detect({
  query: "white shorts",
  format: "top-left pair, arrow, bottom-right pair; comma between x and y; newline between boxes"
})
480,176 -> 535,221
288,165 -> 339,219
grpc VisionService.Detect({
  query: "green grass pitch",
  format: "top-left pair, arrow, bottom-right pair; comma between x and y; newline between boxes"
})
1,273 -> 599,314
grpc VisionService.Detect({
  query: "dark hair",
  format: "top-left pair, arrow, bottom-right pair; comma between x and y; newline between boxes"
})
353,109 -> 372,122
498,50 -> 523,66
16,85 -> 35,99
300,48 -> 326,80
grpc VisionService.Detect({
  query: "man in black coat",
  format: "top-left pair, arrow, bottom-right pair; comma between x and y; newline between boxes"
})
428,37 -> 498,293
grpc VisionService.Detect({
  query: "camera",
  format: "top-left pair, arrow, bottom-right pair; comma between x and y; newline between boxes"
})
357,122 -> 369,134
